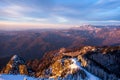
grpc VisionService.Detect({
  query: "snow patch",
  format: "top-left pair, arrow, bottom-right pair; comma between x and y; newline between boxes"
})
69,64 -> 79,69
0,75 -> 37,80
84,70 -> 100,80
69,59 -> 80,69
11,55 -> 18,60
71,58 -> 100,80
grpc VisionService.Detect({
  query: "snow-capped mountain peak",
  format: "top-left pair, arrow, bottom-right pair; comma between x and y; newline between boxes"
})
0,55 -> 29,75
11,55 -> 19,61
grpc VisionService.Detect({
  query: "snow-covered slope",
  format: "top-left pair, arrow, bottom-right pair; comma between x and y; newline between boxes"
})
0,74 -> 37,80
63,58 -> 100,80
72,58 -> 100,80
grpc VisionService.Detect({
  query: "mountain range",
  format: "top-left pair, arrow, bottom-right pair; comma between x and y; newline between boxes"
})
0,25 -> 120,70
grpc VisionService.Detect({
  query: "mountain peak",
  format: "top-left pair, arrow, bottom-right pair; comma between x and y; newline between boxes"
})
0,55 -> 30,75
11,55 -> 19,60
10,55 -> 25,65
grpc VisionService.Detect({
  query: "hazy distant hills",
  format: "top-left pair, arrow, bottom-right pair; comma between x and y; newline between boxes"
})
0,25 -> 120,60
0,25 -> 120,79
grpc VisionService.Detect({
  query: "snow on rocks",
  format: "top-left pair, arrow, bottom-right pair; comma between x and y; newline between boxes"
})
69,58 -> 80,69
69,58 -> 100,80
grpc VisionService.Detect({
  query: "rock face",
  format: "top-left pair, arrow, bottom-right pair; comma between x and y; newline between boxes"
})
1,55 -> 28,75
0,46 -> 120,80
27,46 -> 120,80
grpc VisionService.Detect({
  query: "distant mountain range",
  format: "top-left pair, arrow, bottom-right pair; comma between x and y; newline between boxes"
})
0,25 -> 120,69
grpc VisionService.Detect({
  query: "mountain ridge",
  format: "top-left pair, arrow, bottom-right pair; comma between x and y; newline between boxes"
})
0,26 -> 120,60
1,46 -> 120,80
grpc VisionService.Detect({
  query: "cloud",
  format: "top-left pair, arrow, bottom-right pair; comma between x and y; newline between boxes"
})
0,4 -> 35,18
52,0 -> 120,22
1,5 -> 24,17
56,16 -> 68,23
0,0 -> 120,29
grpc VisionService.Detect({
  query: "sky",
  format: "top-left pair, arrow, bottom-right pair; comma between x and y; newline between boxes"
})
0,0 -> 120,30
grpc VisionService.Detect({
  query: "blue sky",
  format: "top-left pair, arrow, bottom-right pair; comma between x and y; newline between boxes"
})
0,0 -> 120,29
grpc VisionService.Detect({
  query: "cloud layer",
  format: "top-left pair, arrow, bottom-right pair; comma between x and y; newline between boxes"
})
0,0 -> 120,29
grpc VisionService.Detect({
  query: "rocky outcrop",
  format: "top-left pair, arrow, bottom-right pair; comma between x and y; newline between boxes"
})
0,46 -> 120,80
0,55 -> 29,75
